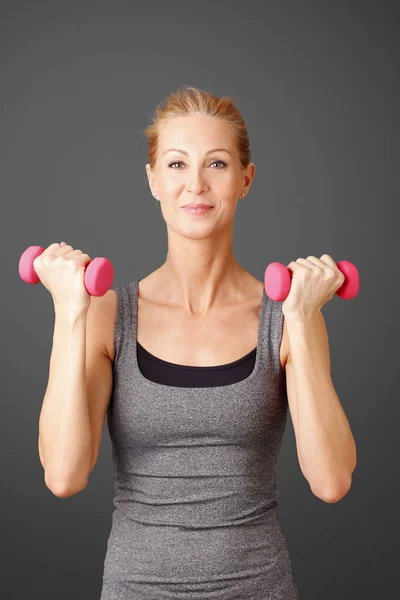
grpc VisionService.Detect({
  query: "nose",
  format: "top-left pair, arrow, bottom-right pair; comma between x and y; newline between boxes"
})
185,169 -> 208,196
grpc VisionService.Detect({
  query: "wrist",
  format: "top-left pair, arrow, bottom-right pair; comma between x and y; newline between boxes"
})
53,303 -> 90,321
282,309 -> 321,324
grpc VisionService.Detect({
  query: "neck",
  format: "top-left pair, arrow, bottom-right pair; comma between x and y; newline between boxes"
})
158,245 -> 245,316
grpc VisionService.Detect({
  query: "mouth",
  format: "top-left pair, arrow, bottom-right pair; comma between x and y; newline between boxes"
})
181,203 -> 213,209
181,204 -> 214,215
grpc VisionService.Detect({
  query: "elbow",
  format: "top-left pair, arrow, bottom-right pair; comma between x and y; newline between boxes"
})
319,489 -> 349,504
45,472 -> 88,498
312,473 -> 353,504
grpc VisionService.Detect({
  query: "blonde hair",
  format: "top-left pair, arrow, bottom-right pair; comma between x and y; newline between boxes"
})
143,85 -> 251,171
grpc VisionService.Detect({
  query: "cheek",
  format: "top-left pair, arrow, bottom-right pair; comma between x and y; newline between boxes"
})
163,180 -> 181,193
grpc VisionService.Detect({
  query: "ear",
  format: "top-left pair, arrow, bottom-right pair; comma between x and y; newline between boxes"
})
245,162 -> 255,189
145,164 -> 156,196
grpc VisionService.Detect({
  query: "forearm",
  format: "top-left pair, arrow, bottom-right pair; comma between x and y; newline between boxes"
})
285,311 -> 357,498
39,309 -> 92,494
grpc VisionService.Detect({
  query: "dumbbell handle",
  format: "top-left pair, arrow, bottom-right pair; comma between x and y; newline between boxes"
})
18,245 -> 114,297
264,260 -> 359,302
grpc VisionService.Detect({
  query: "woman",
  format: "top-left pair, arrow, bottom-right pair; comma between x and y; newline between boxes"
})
38,85 -> 356,599
104,84 -> 302,599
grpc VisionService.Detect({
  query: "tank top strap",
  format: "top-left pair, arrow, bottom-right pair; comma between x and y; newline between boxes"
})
112,282 -> 137,366
258,288 -> 285,376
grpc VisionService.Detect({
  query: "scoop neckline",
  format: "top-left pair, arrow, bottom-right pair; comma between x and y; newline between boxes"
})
137,339 -> 257,371
132,279 -> 267,391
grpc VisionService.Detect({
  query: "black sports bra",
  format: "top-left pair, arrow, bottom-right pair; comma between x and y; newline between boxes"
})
137,341 -> 257,388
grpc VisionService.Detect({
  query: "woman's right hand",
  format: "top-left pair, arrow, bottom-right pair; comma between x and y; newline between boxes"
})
33,242 -> 93,313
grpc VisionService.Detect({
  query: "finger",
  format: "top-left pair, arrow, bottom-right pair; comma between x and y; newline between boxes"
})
320,254 -> 345,285
318,254 -> 343,280
67,250 -> 92,262
64,249 -> 84,259
306,256 -> 337,280
319,254 -> 336,268
286,260 -> 306,272
295,258 -> 321,271
306,255 -> 324,267
56,244 -> 74,256
42,243 -> 63,257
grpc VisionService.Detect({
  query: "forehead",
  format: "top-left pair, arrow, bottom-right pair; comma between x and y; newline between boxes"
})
159,114 -> 234,149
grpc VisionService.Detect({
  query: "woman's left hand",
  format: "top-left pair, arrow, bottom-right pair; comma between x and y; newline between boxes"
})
282,254 -> 346,319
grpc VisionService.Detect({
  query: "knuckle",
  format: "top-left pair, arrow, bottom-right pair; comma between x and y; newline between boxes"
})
33,256 -> 41,269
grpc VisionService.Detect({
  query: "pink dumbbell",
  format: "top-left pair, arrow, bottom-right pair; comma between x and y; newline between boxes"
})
264,260 -> 360,302
18,245 -> 114,297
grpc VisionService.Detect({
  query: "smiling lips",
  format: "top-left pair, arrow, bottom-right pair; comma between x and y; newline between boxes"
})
182,203 -> 213,208
182,204 -> 214,215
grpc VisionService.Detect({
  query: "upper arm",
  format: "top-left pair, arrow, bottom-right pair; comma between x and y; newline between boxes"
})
85,292 -> 115,475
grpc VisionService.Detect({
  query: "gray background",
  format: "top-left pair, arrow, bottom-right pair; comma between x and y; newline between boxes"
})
3,1 -> 399,598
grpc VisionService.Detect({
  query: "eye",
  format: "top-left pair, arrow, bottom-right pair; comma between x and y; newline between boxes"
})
210,160 -> 226,169
168,160 -> 227,169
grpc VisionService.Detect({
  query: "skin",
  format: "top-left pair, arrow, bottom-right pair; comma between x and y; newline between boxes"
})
145,113 -> 257,316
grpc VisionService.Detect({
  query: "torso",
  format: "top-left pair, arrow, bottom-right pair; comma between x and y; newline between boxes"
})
100,271 -> 290,370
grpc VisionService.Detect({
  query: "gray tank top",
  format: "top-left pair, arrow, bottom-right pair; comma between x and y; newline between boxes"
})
101,279 -> 299,599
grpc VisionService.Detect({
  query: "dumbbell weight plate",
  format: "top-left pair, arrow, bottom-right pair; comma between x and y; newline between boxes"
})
18,246 -> 45,284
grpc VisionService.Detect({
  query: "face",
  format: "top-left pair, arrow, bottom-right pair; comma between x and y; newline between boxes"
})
145,113 -> 255,239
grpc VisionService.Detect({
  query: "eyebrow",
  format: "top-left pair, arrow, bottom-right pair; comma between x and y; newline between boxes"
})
162,148 -> 233,157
